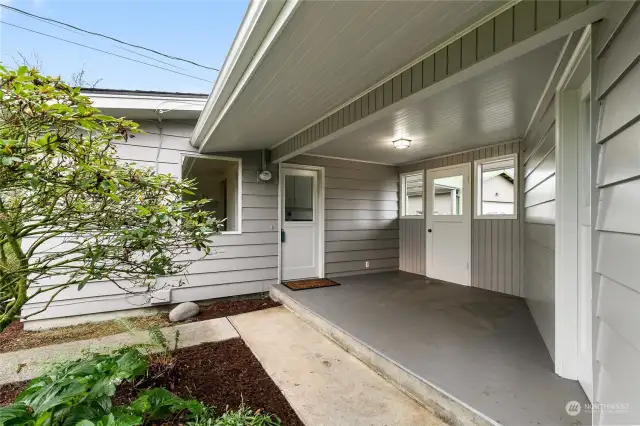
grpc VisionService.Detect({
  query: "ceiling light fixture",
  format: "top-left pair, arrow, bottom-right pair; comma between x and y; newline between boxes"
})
392,138 -> 411,149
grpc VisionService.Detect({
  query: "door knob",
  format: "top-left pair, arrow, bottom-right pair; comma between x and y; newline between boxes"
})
427,229 -> 432,233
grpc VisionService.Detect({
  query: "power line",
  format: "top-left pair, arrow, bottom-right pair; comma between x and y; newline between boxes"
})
0,21 -> 214,84
0,3 -> 219,72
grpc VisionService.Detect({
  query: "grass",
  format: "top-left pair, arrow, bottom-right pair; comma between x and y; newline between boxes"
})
0,314 -> 173,354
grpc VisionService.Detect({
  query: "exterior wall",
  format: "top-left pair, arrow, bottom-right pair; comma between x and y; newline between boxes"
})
398,141 -> 522,296
288,155 -> 399,277
23,121 -> 280,324
521,98 -> 556,359
593,2 -> 640,424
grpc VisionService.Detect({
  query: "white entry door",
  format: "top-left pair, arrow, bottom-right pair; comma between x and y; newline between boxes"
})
577,77 -> 593,401
426,163 -> 471,286
281,167 -> 320,281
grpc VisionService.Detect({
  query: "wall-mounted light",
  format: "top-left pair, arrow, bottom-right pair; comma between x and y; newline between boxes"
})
392,138 -> 411,149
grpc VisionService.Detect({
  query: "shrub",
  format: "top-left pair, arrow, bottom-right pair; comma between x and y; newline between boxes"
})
0,64 -> 224,331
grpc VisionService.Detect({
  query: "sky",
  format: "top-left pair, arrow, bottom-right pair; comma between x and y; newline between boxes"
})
0,0 -> 250,93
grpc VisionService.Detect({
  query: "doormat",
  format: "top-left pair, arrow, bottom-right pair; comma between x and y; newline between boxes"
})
282,278 -> 341,291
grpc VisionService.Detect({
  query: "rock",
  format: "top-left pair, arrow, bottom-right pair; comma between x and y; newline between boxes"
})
169,302 -> 200,322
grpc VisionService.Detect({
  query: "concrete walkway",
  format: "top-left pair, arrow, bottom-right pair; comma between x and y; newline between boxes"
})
0,317 -> 238,385
230,307 -> 445,426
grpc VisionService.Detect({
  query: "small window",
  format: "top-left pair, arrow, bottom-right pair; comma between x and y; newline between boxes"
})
432,175 -> 463,216
475,154 -> 517,219
284,174 -> 314,222
181,155 -> 242,233
400,171 -> 424,218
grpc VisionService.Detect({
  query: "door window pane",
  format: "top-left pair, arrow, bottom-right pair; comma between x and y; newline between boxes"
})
285,175 -> 314,222
433,175 -> 463,215
401,172 -> 424,216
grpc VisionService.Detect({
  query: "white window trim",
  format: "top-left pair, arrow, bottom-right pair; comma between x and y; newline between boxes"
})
474,153 -> 518,220
400,171 -> 425,219
178,152 -> 243,235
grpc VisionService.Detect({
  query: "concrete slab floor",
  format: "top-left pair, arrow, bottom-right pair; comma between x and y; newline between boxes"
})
0,317 -> 238,385
230,306 -> 446,426
272,271 -> 590,426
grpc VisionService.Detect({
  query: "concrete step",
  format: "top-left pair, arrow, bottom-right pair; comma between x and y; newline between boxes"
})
270,285 -> 498,426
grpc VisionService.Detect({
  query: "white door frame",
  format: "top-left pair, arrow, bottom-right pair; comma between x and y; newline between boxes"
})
554,25 -> 592,380
425,162 -> 472,286
277,163 -> 325,283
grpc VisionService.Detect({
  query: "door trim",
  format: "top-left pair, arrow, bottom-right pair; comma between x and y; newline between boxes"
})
425,162 -> 472,286
277,163 -> 325,283
554,25 -> 592,380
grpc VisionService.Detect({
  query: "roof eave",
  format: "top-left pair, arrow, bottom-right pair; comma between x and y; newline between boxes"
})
190,0 -> 300,151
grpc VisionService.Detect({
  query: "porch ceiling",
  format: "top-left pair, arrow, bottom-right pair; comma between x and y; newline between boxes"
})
201,0 -> 508,152
308,37 -> 565,165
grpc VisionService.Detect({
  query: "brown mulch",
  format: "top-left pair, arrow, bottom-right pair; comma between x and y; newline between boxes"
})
283,278 -> 340,291
0,296 -> 280,354
119,339 -> 303,425
0,382 -> 25,406
197,297 -> 280,320
0,315 -> 173,354
1,339 -> 303,425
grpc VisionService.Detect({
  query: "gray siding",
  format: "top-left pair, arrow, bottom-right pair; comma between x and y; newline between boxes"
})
23,121 -> 279,322
271,0 -> 600,162
522,98 -> 556,359
398,141 -> 522,296
594,2 -> 640,424
399,220 -> 426,275
288,155 -> 399,277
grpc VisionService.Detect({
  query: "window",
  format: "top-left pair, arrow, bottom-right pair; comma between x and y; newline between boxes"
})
284,174 -> 314,222
474,154 -> 517,219
181,155 -> 242,233
400,171 -> 424,218
432,175 -> 463,216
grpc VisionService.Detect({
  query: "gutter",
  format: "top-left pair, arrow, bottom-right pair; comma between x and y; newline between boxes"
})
190,0 -> 300,150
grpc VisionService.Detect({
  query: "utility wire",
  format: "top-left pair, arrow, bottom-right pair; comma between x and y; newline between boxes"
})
1,6 -> 188,73
0,3 -> 219,72
0,21 -> 214,83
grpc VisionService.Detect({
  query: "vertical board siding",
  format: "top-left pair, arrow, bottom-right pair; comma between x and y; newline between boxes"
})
521,95 -> 557,359
288,155 -> 399,278
594,3 -> 640,425
271,0 -> 597,163
399,220 -> 426,275
22,121 -> 280,322
398,141 -> 522,296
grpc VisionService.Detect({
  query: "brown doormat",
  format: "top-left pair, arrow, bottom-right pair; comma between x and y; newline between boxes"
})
282,278 -> 341,291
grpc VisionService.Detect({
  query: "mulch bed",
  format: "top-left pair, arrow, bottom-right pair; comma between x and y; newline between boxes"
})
283,278 -> 340,291
197,297 -> 281,320
0,382 -> 25,406
0,339 -> 303,425
0,296 -> 281,354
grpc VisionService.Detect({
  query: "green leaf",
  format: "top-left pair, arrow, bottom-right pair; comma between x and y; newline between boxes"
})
0,403 -> 34,426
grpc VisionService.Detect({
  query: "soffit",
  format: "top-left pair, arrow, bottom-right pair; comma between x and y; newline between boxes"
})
309,38 -> 565,165
202,0 -> 508,152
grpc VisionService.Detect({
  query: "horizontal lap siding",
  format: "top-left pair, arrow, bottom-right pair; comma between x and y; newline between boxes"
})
521,97 -> 556,359
399,141 -> 521,296
594,3 -> 640,424
289,155 -> 399,277
23,122 -> 279,322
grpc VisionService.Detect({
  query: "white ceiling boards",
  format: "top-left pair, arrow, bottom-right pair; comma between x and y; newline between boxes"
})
308,38 -> 565,165
201,0 -> 507,152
